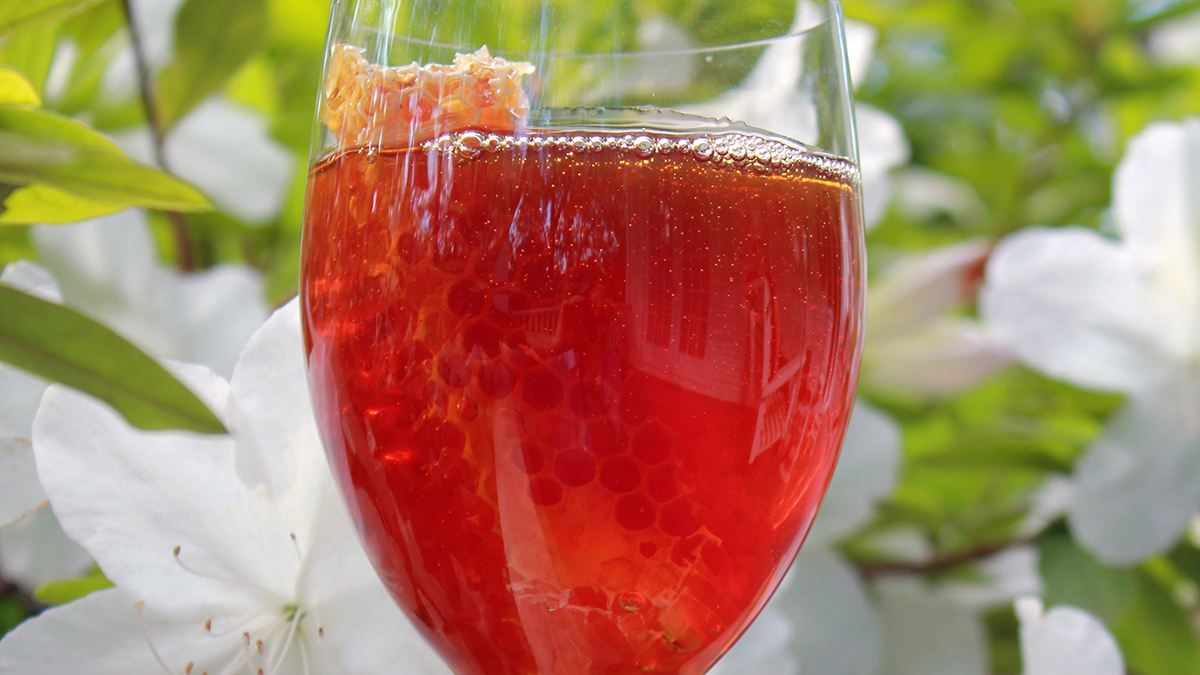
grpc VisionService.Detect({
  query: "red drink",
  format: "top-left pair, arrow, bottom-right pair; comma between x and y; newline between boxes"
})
302,127 -> 863,675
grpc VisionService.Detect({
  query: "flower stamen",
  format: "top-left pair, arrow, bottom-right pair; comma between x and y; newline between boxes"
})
204,609 -> 269,638
134,601 -> 179,675
267,606 -> 304,674
173,546 -> 241,586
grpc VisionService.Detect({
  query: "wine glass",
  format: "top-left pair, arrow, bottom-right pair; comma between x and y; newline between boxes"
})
300,1 -> 864,673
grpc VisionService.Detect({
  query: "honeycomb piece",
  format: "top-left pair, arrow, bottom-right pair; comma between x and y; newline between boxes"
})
323,44 -> 536,149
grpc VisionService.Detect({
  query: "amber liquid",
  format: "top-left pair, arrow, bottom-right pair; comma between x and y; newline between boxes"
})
302,127 -> 863,675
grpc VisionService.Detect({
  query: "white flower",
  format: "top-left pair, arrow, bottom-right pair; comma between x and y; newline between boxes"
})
1015,597 -> 1124,675
0,211 -> 268,590
875,578 -> 989,675
114,97 -> 294,224
1148,10 -> 1200,66
715,402 -> 901,675
0,301 -> 449,675
980,117 -> 1200,564
863,240 -> 1013,398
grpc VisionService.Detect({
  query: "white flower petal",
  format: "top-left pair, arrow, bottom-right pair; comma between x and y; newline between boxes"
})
870,239 -> 991,336
806,402 -> 901,546
863,316 -> 1013,397
32,212 -> 266,378
165,97 -> 294,223
1149,11 -> 1200,65
1016,597 -> 1124,675
1110,118 -> 1200,359
980,226 -> 1163,393
0,366 -> 47,527
1068,385 -> 1200,565
892,167 -> 988,226
172,265 -> 269,378
776,548 -> 882,675
858,103 -> 910,230
1,260 -> 62,302
304,580 -> 452,675
32,213 -> 177,359
0,505 -> 92,592
0,263 -> 57,526
31,365 -> 299,619
844,19 -> 878,90
876,578 -> 988,675
1019,475 -> 1075,537
228,300 -> 325,524
709,606 -> 798,675
940,547 -> 1043,610
0,587 -> 243,675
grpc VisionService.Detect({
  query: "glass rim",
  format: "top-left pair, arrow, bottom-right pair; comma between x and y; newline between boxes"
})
345,0 -> 843,61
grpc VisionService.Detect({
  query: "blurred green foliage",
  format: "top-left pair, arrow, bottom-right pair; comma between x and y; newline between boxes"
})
0,0 -> 1199,669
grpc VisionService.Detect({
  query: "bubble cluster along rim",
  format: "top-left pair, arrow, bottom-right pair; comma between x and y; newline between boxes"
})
395,129 -> 862,184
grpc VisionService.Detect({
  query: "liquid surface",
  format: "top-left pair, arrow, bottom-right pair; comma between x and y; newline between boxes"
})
302,127 -> 864,675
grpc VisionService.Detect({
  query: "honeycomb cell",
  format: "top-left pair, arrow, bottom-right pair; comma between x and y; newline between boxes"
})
659,498 -> 700,537
489,291 -> 532,329
568,385 -> 610,419
569,585 -> 608,610
521,369 -> 564,411
447,281 -> 486,318
478,362 -> 516,399
437,352 -> 470,388
599,457 -> 640,493
645,465 -> 679,503
584,419 -> 621,457
463,320 -> 502,359
455,396 -> 478,421
554,449 -> 597,487
511,443 -> 545,475
632,420 -> 674,465
529,478 -> 563,506
618,376 -> 652,425
615,494 -> 656,531
539,415 -> 579,449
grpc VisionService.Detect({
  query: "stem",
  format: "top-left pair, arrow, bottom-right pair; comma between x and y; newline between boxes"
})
855,537 -> 1035,580
118,0 -> 195,272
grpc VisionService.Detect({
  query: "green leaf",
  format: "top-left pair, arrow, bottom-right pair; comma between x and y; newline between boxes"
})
0,67 -> 41,107
155,0 -> 267,127
1112,571 -> 1200,675
1040,528 -> 1137,624
0,285 -> 227,434
0,183 -> 126,223
0,21 -> 57,92
0,0 -> 103,37
32,571 -> 114,606
0,107 -> 212,214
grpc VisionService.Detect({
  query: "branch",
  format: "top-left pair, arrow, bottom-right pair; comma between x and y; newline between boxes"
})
855,537 -> 1035,580
118,0 -> 195,272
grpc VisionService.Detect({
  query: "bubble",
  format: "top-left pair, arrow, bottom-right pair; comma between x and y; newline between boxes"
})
727,139 -> 747,161
455,397 -> 478,421
674,138 -> 691,154
691,139 -> 713,161
618,590 -> 646,612
482,133 -> 502,153
454,131 -> 484,159
571,136 -> 588,153
655,138 -> 674,155
589,136 -> 605,152
633,136 -> 655,158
